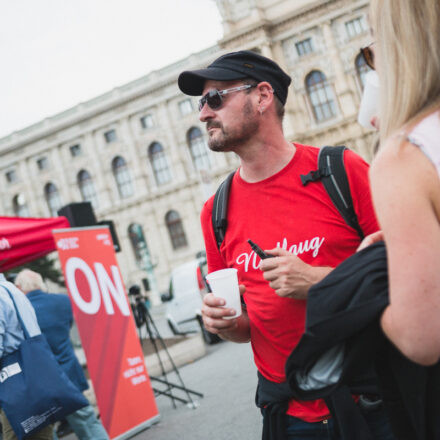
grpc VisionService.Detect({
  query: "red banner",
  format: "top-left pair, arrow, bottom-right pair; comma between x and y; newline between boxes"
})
0,216 -> 70,271
53,226 -> 159,439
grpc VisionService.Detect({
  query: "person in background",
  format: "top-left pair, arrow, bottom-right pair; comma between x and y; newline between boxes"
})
14,270 -> 109,440
0,273 -> 53,440
144,293 -> 151,311
367,0 -> 440,366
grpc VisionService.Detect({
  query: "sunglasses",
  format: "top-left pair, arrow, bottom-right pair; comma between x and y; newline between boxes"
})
360,43 -> 375,70
198,84 -> 257,111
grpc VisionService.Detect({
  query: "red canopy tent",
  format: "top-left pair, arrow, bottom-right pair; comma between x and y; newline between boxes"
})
0,216 -> 70,271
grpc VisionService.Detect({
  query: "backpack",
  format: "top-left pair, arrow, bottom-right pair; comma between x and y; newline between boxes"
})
211,146 -> 364,249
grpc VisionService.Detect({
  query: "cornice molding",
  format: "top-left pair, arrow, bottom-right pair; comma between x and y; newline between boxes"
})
0,45 -> 220,152
219,0 -> 370,49
273,0 -> 369,38
218,19 -> 271,47
0,0 -> 371,153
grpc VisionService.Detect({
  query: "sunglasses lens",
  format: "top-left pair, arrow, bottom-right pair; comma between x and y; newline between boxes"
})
207,91 -> 222,110
198,90 -> 222,111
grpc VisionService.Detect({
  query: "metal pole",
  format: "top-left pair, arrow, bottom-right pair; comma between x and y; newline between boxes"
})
138,242 -> 159,303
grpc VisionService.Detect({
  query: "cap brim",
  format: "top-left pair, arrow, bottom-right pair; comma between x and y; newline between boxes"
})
178,67 -> 247,96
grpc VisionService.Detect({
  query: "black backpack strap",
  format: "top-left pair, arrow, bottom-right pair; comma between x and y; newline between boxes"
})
301,146 -> 364,240
212,171 -> 235,249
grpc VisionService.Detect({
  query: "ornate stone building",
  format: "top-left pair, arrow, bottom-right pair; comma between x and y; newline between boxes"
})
0,0 -> 374,303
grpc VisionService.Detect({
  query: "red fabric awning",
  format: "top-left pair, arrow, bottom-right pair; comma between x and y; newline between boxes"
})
0,216 -> 70,271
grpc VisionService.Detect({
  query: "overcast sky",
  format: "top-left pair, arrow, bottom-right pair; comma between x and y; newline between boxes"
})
0,0 -> 223,138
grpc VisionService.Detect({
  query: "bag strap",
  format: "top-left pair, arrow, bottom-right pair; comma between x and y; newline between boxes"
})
300,146 -> 364,240
212,171 -> 235,249
1,285 -> 31,339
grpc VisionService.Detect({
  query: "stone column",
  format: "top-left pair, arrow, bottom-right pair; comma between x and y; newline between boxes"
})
321,21 -> 357,118
83,131 -> 113,212
120,117 -> 149,199
162,99 -> 189,184
52,144 -> 74,203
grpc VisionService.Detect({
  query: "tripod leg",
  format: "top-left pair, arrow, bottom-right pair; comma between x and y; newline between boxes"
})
145,308 -> 201,408
152,388 -> 190,404
150,376 -> 203,397
143,313 -> 178,408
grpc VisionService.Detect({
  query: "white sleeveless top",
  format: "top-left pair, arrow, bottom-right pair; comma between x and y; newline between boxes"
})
407,111 -> 440,176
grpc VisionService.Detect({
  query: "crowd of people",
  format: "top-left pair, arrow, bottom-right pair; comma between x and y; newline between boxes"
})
1,1 -> 439,439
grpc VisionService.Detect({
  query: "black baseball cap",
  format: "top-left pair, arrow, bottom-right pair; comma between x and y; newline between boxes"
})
178,50 -> 292,105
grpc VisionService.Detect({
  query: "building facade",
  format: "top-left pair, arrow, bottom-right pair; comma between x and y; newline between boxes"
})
0,0 -> 375,303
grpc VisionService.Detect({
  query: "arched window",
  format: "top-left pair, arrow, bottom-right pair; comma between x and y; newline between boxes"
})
187,127 -> 211,171
12,194 -> 29,217
165,210 -> 188,250
355,53 -> 371,89
305,71 -> 338,123
112,156 -> 133,198
148,142 -> 171,185
77,170 -> 99,208
128,223 -> 149,263
44,182 -> 62,216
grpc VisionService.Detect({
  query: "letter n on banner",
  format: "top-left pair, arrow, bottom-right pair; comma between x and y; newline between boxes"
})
53,226 -> 159,439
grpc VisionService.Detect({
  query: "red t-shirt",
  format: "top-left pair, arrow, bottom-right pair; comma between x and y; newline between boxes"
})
200,143 -> 379,422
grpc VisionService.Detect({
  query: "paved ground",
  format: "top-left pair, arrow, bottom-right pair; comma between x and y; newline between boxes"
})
136,340 -> 262,440
64,306 -> 262,440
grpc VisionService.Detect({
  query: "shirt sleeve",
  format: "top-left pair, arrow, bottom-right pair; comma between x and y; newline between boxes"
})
344,149 -> 380,237
200,197 -> 228,273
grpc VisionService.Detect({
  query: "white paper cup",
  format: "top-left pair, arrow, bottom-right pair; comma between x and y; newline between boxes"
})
205,268 -> 241,319
357,70 -> 380,129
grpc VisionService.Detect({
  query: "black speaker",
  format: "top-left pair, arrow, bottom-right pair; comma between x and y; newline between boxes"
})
97,220 -> 121,252
58,202 -> 97,227
142,278 -> 150,292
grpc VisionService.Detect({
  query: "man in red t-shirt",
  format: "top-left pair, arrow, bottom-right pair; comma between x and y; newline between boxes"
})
178,51 -> 393,439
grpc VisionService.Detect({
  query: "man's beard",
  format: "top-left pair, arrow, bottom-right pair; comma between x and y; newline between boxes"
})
206,100 -> 259,152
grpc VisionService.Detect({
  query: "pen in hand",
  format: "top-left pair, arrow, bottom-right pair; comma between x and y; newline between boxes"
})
247,239 -> 274,259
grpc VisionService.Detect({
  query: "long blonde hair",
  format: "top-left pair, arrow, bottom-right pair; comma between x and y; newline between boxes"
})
370,0 -> 440,143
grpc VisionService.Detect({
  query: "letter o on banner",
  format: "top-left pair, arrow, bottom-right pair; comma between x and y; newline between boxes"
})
65,257 -> 101,314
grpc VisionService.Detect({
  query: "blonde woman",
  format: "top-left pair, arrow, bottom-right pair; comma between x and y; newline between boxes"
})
368,0 -> 440,365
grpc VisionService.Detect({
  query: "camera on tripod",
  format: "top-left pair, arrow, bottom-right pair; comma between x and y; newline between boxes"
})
128,284 -> 148,328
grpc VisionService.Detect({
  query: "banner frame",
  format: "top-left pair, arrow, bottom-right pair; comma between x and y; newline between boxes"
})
112,415 -> 161,440
53,225 -> 159,439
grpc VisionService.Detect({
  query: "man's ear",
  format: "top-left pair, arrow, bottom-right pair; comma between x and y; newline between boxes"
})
256,81 -> 274,111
